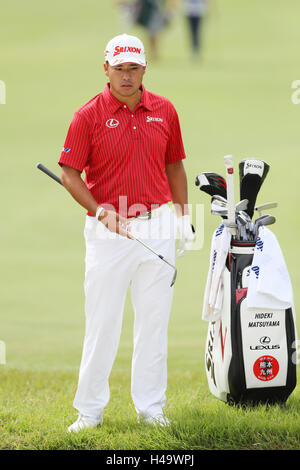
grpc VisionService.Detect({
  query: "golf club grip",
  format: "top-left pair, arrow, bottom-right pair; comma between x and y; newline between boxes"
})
224,155 -> 236,235
36,163 -> 63,185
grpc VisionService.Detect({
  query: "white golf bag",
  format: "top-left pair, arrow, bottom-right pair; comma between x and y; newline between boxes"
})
205,238 -> 297,406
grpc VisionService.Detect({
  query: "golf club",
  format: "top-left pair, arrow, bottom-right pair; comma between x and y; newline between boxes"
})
239,210 -> 254,240
254,214 -> 276,239
255,201 -> 278,217
195,172 -> 227,199
211,196 -> 248,212
37,162 -> 64,186
236,212 -> 249,240
235,199 -> 248,212
210,199 -> 248,220
36,162 -> 177,287
211,195 -> 227,207
239,159 -> 270,219
211,207 -> 228,217
224,155 -> 237,236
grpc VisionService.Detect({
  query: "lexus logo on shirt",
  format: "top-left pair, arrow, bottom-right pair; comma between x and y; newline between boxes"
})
106,118 -> 119,128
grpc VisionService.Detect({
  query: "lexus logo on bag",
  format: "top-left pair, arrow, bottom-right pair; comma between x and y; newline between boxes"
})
250,336 -> 280,350
106,118 -> 119,128
260,336 -> 271,344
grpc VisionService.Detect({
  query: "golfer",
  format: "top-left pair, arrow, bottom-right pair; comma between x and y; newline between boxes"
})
59,33 -> 194,432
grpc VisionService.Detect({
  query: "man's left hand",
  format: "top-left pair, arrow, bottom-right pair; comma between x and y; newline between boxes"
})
176,215 -> 195,257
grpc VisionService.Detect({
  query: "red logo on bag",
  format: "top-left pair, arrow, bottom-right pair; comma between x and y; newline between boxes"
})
253,355 -> 279,381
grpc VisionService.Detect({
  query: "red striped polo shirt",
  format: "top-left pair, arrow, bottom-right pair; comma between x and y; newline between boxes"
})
58,83 -> 186,217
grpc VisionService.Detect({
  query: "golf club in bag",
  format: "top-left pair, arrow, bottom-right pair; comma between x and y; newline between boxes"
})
199,156 -> 297,406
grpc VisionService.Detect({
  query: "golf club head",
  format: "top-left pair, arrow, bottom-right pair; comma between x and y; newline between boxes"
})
255,214 -> 276,238
211,196 -> 247,207
211,207 -> 228,218
236,213 -> 247,240
211,195 -> 227,207
170,267 -> 177,287
255,214 -> 274,223
236,214 -> 249,240
261,215 -> 276,225
235,199 -> 248,212
255,201 -> 278,217
195,172 -> 227,199
239,210 -> 252,223
239,159 -> 270,219
236,212 -> 248,225
211,199 -> 227,211
211,196 -> 251,221
211,195 -> 248,212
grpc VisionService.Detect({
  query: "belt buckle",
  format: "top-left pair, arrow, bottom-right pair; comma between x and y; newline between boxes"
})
137,210 -> 151,220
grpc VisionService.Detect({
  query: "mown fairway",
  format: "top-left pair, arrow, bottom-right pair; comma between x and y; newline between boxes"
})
0,0 -> 299,450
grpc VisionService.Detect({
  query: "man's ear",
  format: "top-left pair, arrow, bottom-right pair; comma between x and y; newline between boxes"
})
104,62 -> 109,77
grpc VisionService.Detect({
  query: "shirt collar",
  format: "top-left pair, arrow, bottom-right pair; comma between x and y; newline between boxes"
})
102,83 -> 153,112
139,84 -> 153,111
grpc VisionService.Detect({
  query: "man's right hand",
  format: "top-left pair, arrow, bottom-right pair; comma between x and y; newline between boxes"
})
98,210 -> 134,240
60,165 -> 134,241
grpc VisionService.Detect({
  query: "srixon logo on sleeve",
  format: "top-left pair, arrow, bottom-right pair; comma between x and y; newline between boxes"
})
245,161 -> 263,171
244,159 -> 264,177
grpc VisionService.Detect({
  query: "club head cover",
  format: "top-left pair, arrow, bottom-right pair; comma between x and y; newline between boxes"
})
239,159 -> 270,219
240,173 -> 262,219
195,172 -> 227,199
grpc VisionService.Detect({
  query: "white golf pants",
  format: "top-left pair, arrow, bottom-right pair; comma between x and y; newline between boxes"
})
73,205 -> 176,420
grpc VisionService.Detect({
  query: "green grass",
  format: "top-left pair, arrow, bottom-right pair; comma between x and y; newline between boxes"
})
1,368 -> 299,450
0,0 -> 300,450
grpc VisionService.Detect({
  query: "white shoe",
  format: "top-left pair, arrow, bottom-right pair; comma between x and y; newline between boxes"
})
139,414 -> 170,427
67,414 -> 102,433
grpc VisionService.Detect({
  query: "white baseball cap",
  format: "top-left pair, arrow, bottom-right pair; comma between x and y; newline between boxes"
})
104,34 -> 146,67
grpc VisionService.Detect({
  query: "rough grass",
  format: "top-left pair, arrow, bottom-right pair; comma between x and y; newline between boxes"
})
0,368 -> 299,450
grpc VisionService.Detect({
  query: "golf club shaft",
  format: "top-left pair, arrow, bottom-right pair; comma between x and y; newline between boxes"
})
224,155 -> 237,236
131,234 -> 173,269
36,163 -> 177,285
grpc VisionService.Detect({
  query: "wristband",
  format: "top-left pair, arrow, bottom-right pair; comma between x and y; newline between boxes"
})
96,206 -> 105,220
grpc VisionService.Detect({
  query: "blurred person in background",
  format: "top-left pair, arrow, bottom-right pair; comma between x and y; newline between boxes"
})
119,0 -> 177,60
183,0 -> 208,57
